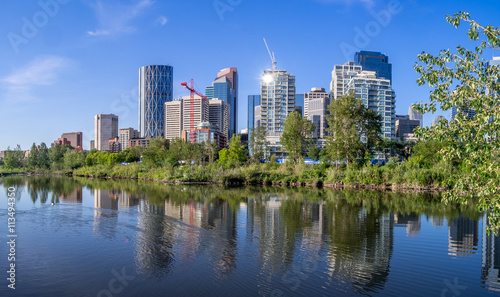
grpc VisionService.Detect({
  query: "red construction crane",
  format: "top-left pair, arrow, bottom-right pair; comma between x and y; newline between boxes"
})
181,79 -> 208,143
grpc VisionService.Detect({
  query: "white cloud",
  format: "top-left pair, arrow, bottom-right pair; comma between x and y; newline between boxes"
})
87,0 -> 154,37
155,15 -> 168,26
1,56 -> 73,104
3,56 -> 72,86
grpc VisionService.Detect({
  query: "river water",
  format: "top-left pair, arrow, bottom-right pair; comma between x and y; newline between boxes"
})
0,176 -> 498,296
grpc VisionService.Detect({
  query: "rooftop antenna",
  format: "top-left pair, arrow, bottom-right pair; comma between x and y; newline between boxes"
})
263,38 -> 277,71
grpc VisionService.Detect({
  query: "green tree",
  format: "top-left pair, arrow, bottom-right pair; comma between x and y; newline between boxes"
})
218,134 -> 247,168
63,150 -> 85,170
326,92 -> 382,169
413,12 -> 500,232
38,143 -> 50,169
49,144 -> 72,170
167,138 -> 189,165
119,146 -> 143,163
27,143 -> 39,169
142,137 -> 169,168
280,111 -> 315,163
248,126 -> 269,162
4,145 -> 24,169
307,145 -> 321,160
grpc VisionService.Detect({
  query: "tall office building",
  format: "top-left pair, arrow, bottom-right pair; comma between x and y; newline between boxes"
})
261,69 -> 296,157
209,99 -> 229,138
205,86 -> 214,100
330,61 -> 363,99
181,95 -> 209,139
344,71 -> 396,140
212,75 -> 235,138
295,94 -> 304,116
215,67 -> 238,138
451,104 -> 476,121
431,115 -> 446,126
304,88 -> 330,139
354,51 -> 392,83
408,106 -> 423,127
139,65 -> 173,138
248,95 -> 261,132
164,100 -> 183,140
395,118 -> 420,141
95,114 -> 118,151
119,128 -> 139,150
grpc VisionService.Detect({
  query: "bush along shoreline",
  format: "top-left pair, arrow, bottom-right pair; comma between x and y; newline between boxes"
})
64,160 -> 452,193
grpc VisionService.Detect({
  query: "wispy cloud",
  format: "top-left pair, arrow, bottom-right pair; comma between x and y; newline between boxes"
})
87,0 -> 155,37
1,56 -> 73,104
155,15 -> 168,26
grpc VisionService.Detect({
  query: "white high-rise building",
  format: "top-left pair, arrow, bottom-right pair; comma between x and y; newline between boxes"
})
344,71 -> 396,140
304,87 -> 330,139
254,106 -> 262,128
260,69 -> 295,157
181,95 -> 209,138
209,99 -> 229,139
408,106 -> 423,127
164,100 -> 183,140
330,61 -> 363,99
95,114 -> 118,151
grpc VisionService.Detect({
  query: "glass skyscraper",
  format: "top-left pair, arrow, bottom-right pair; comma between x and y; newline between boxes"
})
139,65 -> 173,138
354,51 -> 392,84
260,69 -> 295,157
216,67 -> 238,139
212,76 -> 235,137
248,95 -> 260,132
344,71 -> 396,140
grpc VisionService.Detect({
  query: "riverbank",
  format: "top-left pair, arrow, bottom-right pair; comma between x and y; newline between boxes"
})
1,161 -> 455,193
69,161 -> 453,193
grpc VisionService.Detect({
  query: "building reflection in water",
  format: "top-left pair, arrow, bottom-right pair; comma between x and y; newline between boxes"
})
448,216 -> 479,257
136,199 -> 176,278
394,213 -> 421,235
93,189 -> 139,239
59,188 -> 82,203
481,214 -> 500,292
162,196 -> 238,278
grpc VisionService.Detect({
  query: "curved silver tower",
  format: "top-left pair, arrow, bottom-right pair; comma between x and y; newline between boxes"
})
139,65 -> 173,138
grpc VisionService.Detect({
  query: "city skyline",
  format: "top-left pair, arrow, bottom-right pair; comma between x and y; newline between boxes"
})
1,0 -> 500,150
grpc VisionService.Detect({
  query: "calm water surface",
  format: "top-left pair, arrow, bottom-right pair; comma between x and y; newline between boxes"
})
0,176 -> 499,297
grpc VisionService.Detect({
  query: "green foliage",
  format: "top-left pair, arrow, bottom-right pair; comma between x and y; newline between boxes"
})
307,145 -> 321,160
326,92 -> 382,169
413,12 -> 500,232
249,126 -> 269,162
119,146 -> 143,163
141,137 -> 169,168
280,111 -> 315,162
49,144 -> 72,170
63,150 -> 86,170
218,134 -> 247,168
4,145 -> 25,169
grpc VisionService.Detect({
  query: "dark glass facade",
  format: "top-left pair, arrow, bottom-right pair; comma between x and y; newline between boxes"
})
354,51 -> 392,83
247,95 -> 261,131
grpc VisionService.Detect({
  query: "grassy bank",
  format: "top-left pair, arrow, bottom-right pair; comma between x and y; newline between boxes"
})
71,160 -> 457,190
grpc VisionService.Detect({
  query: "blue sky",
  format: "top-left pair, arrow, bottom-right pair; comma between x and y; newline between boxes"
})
1,0 -> 499,151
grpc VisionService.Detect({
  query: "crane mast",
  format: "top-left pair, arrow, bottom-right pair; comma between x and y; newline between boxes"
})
181,80 -> 208,144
